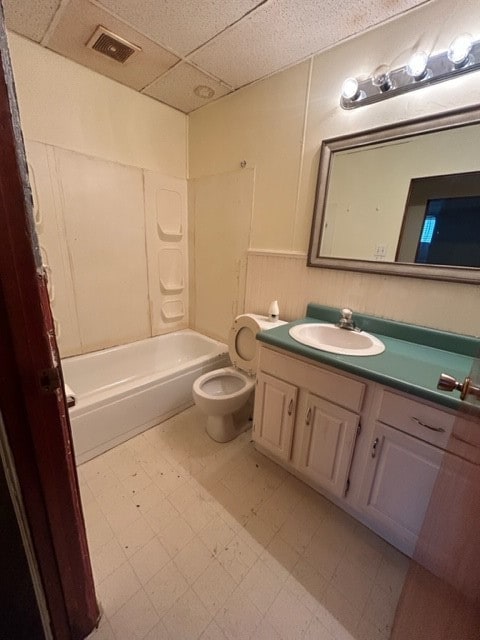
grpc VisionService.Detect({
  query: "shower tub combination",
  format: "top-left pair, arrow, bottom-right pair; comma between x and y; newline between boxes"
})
62,330 -> 228,464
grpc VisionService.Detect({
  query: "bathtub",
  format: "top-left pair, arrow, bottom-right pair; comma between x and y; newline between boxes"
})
62,330 -> 229,464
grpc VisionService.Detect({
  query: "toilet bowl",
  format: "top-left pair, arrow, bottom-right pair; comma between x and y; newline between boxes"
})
193,367 -> 255,442
192,314 -> 285,442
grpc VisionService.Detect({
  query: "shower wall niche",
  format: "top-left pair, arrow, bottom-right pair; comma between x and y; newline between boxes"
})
145,173 -> 188,332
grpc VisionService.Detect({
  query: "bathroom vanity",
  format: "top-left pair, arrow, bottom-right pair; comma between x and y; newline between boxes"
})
252,304 -> 479,556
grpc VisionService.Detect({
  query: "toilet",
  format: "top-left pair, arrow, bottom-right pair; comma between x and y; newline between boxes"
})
193,313 -> 285,442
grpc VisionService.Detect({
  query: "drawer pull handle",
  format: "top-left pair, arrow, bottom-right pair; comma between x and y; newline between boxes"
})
412,416 -> 446,433
287,399 -> 294,416
306,408 -> 312,425
371,437 -> 379,458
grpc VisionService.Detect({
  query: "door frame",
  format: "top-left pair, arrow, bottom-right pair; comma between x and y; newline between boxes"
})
0,11 -> 98,640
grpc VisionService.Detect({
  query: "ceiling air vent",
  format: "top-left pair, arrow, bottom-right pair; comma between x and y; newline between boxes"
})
86,26 -> 141,64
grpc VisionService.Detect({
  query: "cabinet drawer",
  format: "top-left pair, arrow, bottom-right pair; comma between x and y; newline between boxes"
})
259,346 -> 365,412
377,390 -> 454,449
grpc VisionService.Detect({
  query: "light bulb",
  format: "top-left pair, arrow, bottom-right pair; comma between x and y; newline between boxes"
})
448,34 -> 473,66
406,51 -> 429,79
341,77 -> 360,100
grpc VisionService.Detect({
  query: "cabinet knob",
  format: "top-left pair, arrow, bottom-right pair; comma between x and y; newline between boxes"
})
306,407 -> 312,425
371,437 -> 379,458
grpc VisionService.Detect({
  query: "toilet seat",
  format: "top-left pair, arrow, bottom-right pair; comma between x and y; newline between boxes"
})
193,367 -> 254,401
192,314 -> 286,442
228,314 -> 268,374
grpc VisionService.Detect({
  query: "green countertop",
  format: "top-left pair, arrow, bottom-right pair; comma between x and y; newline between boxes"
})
257,304 -> 479,412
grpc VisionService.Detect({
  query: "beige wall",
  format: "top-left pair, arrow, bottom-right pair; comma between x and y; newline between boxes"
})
8,33 -> 187,176
189,0 -> 480,339
9,34 -> 189,356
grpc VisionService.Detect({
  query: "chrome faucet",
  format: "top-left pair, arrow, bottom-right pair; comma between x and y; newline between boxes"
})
337,308 -> 361,332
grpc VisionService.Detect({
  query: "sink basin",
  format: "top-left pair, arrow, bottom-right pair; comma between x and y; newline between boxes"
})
289,323 -> 385,356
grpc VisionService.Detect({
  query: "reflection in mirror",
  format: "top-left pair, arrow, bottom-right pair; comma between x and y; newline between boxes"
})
397,173 -> 480,268
308,106 -> 480,282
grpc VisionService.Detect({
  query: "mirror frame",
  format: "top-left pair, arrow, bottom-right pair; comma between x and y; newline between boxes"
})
308,104 -> 480,283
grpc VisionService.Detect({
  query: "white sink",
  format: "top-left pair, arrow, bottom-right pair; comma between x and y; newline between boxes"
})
289,323 -> 385,356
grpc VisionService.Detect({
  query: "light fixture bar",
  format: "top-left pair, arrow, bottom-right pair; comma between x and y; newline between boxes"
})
341,35 -> 480,109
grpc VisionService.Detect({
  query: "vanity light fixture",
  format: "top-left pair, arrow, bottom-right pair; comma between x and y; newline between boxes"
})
341,33 -> 479,109
372,72 -> 392,92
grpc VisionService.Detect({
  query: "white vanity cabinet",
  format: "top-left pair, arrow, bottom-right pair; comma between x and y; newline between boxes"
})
253,372 -> 297,462
252,343 -> 471,556
359,422 -> 443,553
358,388 -> 456,554
253,346 -> 365,499
297,394 -> 359,498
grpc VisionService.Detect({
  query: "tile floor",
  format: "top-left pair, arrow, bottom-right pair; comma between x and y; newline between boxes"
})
81,406 -> 408,640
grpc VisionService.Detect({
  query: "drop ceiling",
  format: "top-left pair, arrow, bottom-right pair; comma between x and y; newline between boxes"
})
4,0 -> 430,113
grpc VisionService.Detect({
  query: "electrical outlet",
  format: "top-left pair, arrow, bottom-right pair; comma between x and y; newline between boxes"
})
374,244 -> 387,260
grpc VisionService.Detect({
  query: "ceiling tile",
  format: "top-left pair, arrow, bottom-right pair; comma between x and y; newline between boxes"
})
190,0 -> 428,88
92,0 -> 263,55
3,0 -> 61,42
46,0 -> 179,92
143,63 -> 232,113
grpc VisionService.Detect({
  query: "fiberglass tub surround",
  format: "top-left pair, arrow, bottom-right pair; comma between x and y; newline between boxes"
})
63,330 -> 228,464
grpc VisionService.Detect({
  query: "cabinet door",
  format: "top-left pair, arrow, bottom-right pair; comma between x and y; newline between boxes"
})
253,372 -> 297,461
298,394 -> 359,498
360,422 -> 443,554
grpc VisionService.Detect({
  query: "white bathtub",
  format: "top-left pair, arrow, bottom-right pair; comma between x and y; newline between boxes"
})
62,330 -> 229,464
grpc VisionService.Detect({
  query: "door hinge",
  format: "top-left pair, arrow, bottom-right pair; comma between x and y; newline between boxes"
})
39,367 -> 61,393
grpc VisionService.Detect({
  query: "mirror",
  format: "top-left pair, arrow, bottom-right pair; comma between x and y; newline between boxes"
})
308,105 -> 480,283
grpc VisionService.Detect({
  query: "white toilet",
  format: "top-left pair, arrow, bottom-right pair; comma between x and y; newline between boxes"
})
193,314 -> 285,442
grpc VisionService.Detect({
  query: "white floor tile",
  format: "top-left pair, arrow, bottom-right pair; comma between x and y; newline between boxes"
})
198,515 -> 236,557
86,615 -> 116,640
115,516 -> 156,558
193,560 -> 237,616
217,534 -> 258,583
261,534 -> 300,582
109,589 -> 160,640
130,536 -> 170,585
157,512 -> 196,557
265,587 -> 314,640
173,537 -> 214,584
239,558 -> 282,614
96,562 -> 141,617
249,618 -> 283,640
142,620 -> 173,640
214,587 -> 263,640
162,588 -> 212,639
144,560 -> 189,617
91,537 -> 128,584
199,620 -> 228,640
142,497 -> 180,534
330,556 -> 374,613
303,617 -> 335,640
81,407 -> 407,640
